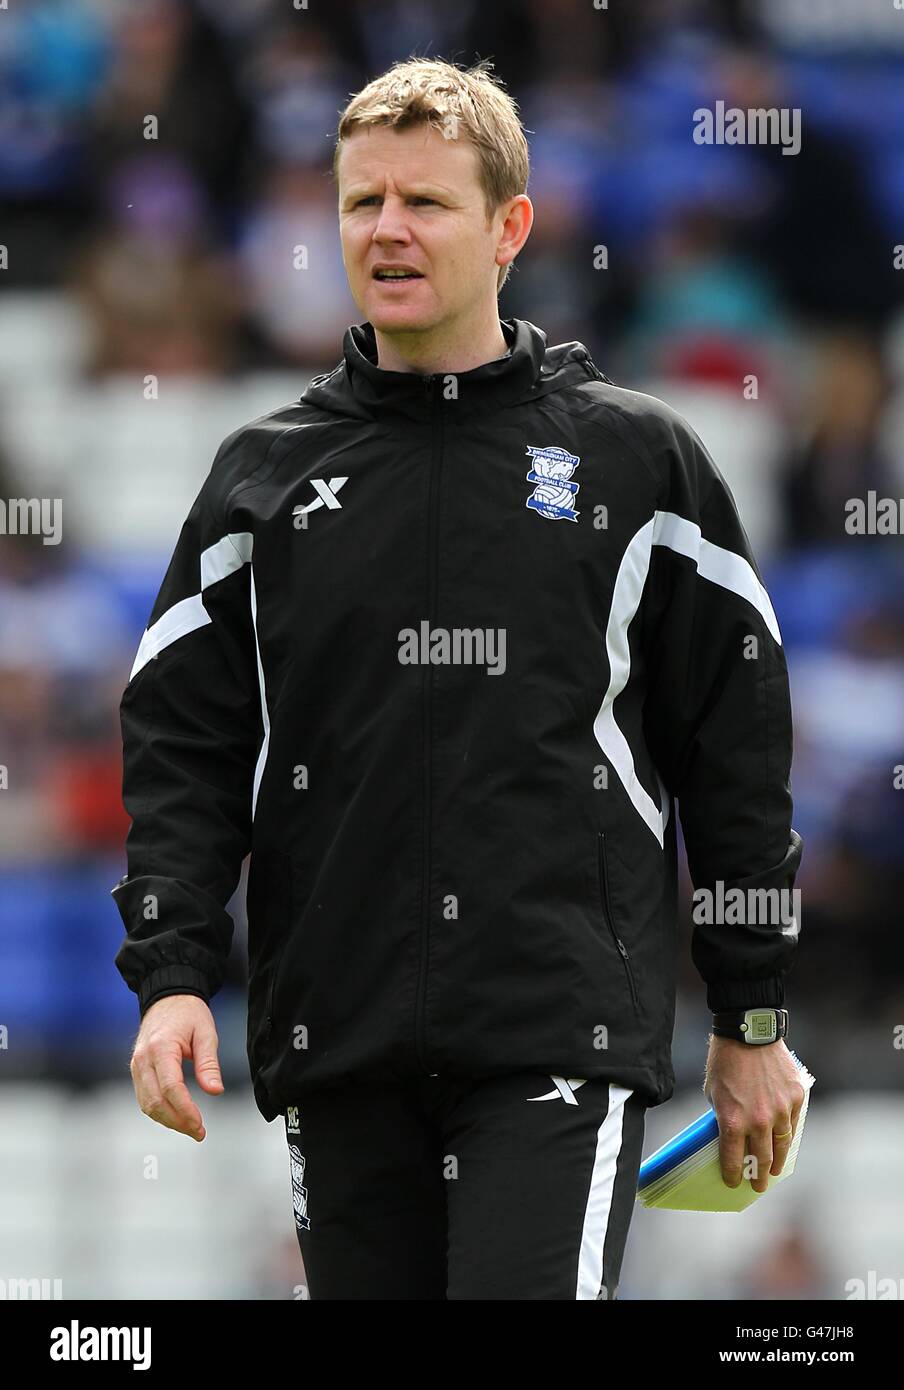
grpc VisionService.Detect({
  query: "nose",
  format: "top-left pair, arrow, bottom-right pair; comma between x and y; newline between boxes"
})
371,193 -> 413,245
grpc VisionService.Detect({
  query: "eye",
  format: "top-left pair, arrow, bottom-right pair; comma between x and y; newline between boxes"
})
351,195 -> 439,208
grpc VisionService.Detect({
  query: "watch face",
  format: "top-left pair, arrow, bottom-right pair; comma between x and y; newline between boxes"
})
746,1010 -> 778,1042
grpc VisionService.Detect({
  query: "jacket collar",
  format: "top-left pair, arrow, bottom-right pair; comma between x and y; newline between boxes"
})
337,316 -> 549,419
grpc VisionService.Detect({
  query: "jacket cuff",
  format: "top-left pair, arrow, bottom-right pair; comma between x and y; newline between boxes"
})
706,976 -> 786,1013
136,966 -> 212,1016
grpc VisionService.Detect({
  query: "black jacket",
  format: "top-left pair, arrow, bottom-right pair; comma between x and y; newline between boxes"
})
112,317 -> 801,1121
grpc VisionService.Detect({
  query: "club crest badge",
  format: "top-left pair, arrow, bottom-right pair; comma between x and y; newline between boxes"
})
525,445 -> 581,522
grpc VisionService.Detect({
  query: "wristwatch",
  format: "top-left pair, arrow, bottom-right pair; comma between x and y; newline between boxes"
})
711,1007 -> 789,1044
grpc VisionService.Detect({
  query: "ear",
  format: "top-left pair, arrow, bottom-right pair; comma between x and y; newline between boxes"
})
495,194 -> 533,277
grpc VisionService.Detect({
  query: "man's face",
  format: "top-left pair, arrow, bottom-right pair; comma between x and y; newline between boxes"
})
337,123 -> 509,337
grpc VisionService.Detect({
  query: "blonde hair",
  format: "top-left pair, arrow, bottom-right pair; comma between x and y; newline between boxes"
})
332,56 -> 530,294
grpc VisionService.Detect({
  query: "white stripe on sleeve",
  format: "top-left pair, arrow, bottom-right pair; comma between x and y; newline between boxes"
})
129,531 -> 254,680
593,510 -> 782,846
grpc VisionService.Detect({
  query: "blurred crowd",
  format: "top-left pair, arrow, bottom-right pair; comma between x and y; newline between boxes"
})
1,0 -> 902,1099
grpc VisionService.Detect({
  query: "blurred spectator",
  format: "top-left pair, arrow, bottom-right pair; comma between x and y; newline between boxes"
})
0,446 -> 132,860
85,0 -> 252,228
500,152 -> 607,352
732,1224 -> 833,1301
73,229 -> 241,376
236,163 -> 359,366
624,204 -> 788,387
781,330 -> 901,547
239,18 -> 358,169
721,47 -> 904,326
0,0 -> 108,285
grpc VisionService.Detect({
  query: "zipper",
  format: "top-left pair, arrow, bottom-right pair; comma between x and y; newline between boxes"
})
415,373 -> 442,1072
264,938 -> 289,1039
597,832 -> 641,1013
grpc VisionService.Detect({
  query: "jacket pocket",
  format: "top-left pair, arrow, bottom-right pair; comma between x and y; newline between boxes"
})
597,832 -> 641,1014
247,851 -> 292,1042
264,936 -> 289,1040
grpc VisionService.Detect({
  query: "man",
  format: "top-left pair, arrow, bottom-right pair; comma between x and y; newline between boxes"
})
113,57 -> 805,1300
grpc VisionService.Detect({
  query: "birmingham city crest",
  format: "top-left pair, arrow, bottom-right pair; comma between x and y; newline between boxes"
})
524,445 -> 581,522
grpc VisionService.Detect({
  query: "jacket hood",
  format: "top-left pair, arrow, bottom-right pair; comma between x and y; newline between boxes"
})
300,316 -> 605,421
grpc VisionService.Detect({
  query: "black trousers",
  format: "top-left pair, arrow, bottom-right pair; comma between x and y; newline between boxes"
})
282,1070 -> 647,1300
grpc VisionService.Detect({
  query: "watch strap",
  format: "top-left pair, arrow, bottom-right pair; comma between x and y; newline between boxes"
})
712,1007 -> 789,1044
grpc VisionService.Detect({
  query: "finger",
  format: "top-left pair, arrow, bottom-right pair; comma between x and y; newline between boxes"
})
770,1122 -> 794,1177
747,1127 -> 773,1193
152,1049 -> 205,1139
191,1022 -> 224,1094
132,1051 -> 197,1136
142,1080 -> 199,1137
718,1118 -> 747,1187
131,1050 -> 178,1127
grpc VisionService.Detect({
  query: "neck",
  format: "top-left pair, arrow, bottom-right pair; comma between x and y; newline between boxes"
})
373,307 -> 509,376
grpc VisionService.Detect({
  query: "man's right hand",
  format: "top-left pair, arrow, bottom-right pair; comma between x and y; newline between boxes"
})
130,995 -> 224,1142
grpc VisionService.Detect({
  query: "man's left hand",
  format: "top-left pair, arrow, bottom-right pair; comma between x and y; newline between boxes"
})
704,1035 -> 806,1192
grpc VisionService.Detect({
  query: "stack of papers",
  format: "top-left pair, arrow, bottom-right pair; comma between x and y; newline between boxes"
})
636,1050 -> 816,1211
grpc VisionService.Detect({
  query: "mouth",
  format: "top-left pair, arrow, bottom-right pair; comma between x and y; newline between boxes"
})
372,269 -> 424,283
